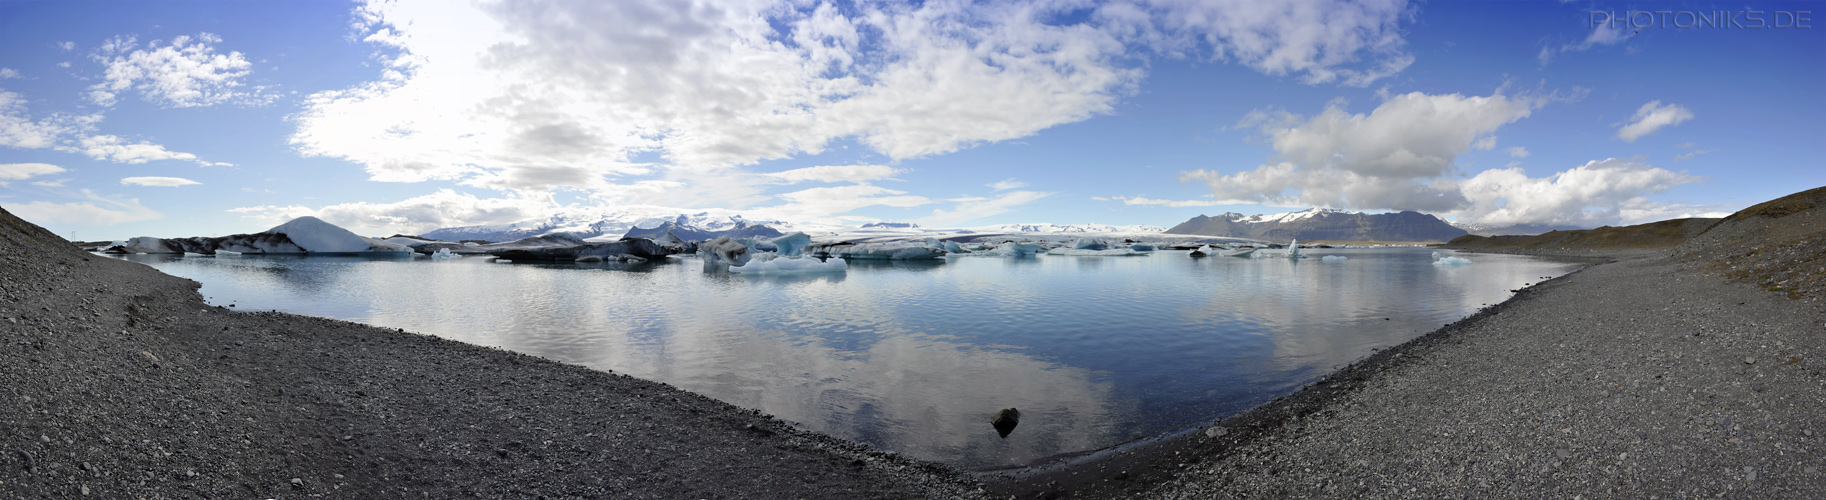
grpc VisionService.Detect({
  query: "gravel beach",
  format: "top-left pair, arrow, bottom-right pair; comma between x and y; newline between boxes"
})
1,207 -> 983,499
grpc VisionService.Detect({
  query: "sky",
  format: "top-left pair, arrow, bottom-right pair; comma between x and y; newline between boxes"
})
0,0 -> 1821,240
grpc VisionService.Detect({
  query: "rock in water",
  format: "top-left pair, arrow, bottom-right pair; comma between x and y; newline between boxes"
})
991,408 -> 1021,438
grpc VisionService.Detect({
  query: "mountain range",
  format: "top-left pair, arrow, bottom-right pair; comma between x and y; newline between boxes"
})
1165,208 -> 1467,242
419,206 -> 792,242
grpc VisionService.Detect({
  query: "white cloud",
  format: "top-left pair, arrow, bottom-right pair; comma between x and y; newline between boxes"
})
0,89 -> 93,149
1104,195 -> 1226,207
988,179 -> 1028,191
61,134 -> 199,164
10,189 -> 162,226
1448,157 -> 1702,227
88,33 -> 267,108
1540,24 -> 1628,65
0,162 -> 65,183
916,190 -> 1052,227
121,176 -> 201,187
1184,91 -> 1545,211
1616,101 -> 1693,142
0,68 -> 19,79
1673,148 -> 1715,161
59,42 -> 75,51
230,189 -> 556,235
1506,146 -> 1529,158
1117,0 -> 1416,86
756,185 -> 933,225
287,0 -> 1418,223
764,165 -> 902,184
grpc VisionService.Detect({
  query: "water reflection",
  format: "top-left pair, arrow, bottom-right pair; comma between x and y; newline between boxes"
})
110,248 -> 1578,469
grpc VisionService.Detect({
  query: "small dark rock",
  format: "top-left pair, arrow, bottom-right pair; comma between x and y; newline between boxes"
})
992,408 -> 1021,438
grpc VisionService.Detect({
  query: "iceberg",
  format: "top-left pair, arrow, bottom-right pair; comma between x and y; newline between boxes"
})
810,242 -> 946,260
977,241 -> 1043,257
431,248 -> 461,260
1129,243 -> 1156,251
1431,251 -> 1472,266
698,236 -> 754,270
730,256 -> 847,274
1069,238 -> 1108,251
1321,255 -> 1348,262
1219,247 -> 1257,258
769,232 -> 813,257
108,216 -> 411,255
266,217 -> 415,253
943,241 -> 971,254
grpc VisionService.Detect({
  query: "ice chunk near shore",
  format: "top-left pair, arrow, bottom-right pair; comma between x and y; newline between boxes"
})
121,236 -> 174,253
1432,251 -> 1472,267
697,236 -> 753,270
431,248 -> 461,260
1321,255 -> 1348,262
770,232 -> 812,257
943,241 -> 971,254
730,256 -> 846,274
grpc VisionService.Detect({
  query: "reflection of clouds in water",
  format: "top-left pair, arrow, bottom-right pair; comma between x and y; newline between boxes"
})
1180,249 -> 1577,376
117,248 -> 1575,470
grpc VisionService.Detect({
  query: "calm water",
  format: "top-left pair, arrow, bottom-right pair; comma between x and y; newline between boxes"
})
112,248 -> 1579,469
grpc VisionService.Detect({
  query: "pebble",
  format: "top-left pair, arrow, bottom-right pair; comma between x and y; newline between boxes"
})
1205,426 -> 1228,438
1744,357 -> 1756,365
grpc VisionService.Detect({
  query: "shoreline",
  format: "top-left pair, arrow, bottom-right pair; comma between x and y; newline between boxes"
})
978,250 -> 1621,498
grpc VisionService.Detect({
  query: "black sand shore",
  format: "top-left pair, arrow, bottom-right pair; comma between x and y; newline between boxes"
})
9,202 -> 1826,499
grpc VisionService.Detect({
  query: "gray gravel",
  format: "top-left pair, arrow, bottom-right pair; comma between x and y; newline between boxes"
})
1106,249 -> 1826,499
2,207 -> 983,499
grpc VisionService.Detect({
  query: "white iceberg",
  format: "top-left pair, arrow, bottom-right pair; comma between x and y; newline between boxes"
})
770,232 -> 813,257
1431,251 -> 1472,267
431,248 -> 461,260
943,241 -> 971,254
266,217 -> 414,253
1321,255 -> 1348,262
730,256 -> 847,274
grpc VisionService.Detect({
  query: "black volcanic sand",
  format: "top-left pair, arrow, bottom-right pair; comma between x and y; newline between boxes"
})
987,248 -> 1826,499
1,208 -> 982,499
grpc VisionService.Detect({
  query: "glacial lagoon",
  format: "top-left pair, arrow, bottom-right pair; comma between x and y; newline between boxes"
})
111,248 -> 1580,469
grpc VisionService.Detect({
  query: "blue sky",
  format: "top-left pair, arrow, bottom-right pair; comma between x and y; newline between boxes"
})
1,0 -> 1821,239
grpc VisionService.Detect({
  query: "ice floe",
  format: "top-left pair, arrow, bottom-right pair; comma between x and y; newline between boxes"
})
729,255 -> 847,274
